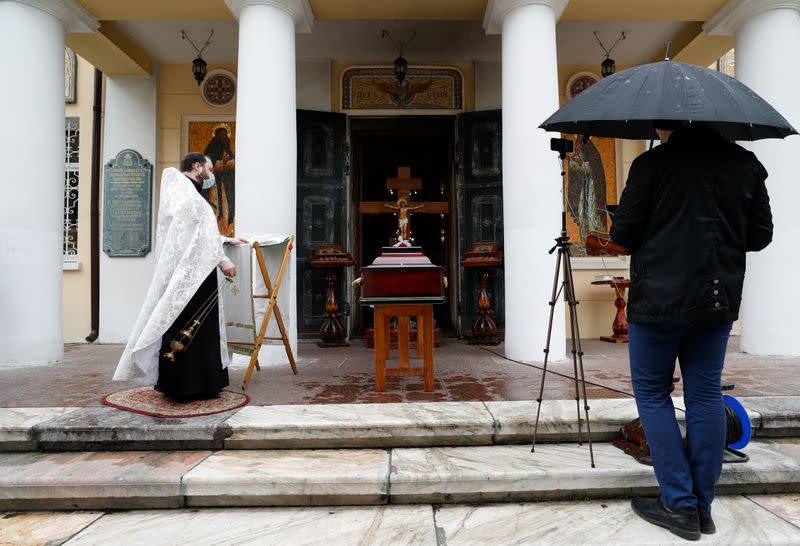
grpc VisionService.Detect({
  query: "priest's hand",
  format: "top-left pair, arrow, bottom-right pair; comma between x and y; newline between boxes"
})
220,262 -> 237,277
222,236 -> 249,246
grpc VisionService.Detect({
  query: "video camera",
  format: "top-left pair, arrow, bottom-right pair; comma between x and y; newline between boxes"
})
550,137 -> 574,159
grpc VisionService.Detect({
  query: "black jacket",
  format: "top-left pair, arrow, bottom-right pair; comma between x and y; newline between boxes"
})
610,126 -> 773,323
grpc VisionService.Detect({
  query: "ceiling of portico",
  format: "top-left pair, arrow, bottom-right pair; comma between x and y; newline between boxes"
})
117,18 -> 686,66
76,0 -> 729,22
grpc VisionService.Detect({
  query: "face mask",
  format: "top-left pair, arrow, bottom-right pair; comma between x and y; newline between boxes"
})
201,172 -> 216,190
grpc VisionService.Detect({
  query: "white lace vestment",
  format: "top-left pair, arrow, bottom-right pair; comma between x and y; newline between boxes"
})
113,168 -> 231,385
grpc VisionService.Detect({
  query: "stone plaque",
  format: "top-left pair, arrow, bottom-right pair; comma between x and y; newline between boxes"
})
103,149 -> 153,257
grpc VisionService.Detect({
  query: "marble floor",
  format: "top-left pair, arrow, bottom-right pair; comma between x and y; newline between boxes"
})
2,495 -> 798,545
0,336 -> 797,407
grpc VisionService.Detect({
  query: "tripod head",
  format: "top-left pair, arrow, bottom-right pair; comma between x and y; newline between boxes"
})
550,137 -> 573,160
549,137 -> 577,253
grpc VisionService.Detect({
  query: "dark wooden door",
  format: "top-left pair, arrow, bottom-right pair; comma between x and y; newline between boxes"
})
296,110 -> 348,335
456,110 -> 504,336
350,116 -> 455,333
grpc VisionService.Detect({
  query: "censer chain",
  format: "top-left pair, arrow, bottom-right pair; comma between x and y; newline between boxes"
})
172,277 -> 234,354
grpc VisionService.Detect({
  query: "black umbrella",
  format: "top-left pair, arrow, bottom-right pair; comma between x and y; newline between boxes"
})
540,60 -> 797,141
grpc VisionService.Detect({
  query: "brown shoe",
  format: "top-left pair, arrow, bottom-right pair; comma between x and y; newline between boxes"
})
631,497 -> 701,541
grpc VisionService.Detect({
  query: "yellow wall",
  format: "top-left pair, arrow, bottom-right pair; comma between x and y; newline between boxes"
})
158,63 -> 238,176
63,55 -> 96,343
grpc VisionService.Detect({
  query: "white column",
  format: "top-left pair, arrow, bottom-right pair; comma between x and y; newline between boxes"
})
706,1 -> 800,355
485,0 -> 568,362
0,1 -> 96,364
226,0 -> 313,363
99,73 -> 159,342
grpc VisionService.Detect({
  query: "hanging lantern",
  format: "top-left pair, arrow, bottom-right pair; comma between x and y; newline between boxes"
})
601,57 -> 616,78
182,30 -> 215,85
192,57 -> 208,86
394,55 -> 408,83
594,30 -> 625,78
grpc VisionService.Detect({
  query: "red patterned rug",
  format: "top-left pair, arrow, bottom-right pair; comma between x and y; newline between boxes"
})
102,388 -> 250,418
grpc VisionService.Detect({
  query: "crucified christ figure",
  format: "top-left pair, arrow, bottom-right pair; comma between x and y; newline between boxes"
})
384,198 -> 426,240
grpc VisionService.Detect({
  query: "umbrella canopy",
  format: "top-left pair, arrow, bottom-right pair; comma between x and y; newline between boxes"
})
540,60 -> 797,141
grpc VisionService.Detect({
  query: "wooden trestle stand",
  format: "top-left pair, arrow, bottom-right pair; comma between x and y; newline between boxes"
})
373,304 -> 435,392
225,235 -> 298,391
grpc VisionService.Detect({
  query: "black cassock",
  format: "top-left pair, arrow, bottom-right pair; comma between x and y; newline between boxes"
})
155,270 -> 229,401
156,177 -> 229,401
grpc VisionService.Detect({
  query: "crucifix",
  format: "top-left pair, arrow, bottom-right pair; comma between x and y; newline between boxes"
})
359,166 -> 448,242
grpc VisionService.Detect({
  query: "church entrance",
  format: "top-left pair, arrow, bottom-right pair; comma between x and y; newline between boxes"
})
350,116 -> 455,334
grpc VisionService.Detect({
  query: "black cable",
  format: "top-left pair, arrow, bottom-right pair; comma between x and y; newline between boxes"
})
477,345 -> 636,398
476,344 -> 690,414
476,345 -> 757,436
724,402 -> 743,445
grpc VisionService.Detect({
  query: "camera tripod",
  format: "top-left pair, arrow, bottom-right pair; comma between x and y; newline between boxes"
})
531,142 -> 595,468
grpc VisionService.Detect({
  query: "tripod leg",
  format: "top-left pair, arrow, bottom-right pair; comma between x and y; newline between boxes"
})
532,249 -> 564,453
563,248 -> 584,447
563,250 -> 596,468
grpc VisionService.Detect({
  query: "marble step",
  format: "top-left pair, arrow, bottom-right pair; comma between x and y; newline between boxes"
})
0,439 -> 797,510
0,450 -> 211,510
4,496 -> 800,545
388,439 -> 800,505
3,396 -> 797,452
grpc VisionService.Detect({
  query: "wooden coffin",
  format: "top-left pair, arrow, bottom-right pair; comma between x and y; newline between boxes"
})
360,246 -> 445,305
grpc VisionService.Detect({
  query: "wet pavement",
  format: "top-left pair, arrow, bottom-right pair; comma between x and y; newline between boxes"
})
0,336 -> 796,407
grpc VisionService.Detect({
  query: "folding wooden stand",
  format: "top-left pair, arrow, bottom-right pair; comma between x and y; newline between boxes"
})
227,236 -> 297,391
373,303 -> 435,392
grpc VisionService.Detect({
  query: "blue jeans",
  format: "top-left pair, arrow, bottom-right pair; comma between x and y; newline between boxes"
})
628,320 -> 732,517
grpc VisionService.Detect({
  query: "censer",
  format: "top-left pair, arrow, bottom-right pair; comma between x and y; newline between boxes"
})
163,277 -> 233,362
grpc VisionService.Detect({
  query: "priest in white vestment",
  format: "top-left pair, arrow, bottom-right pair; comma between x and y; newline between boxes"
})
113,153 -> 247,400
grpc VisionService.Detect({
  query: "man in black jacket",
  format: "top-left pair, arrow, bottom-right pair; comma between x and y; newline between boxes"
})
611,123 -> 772,541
